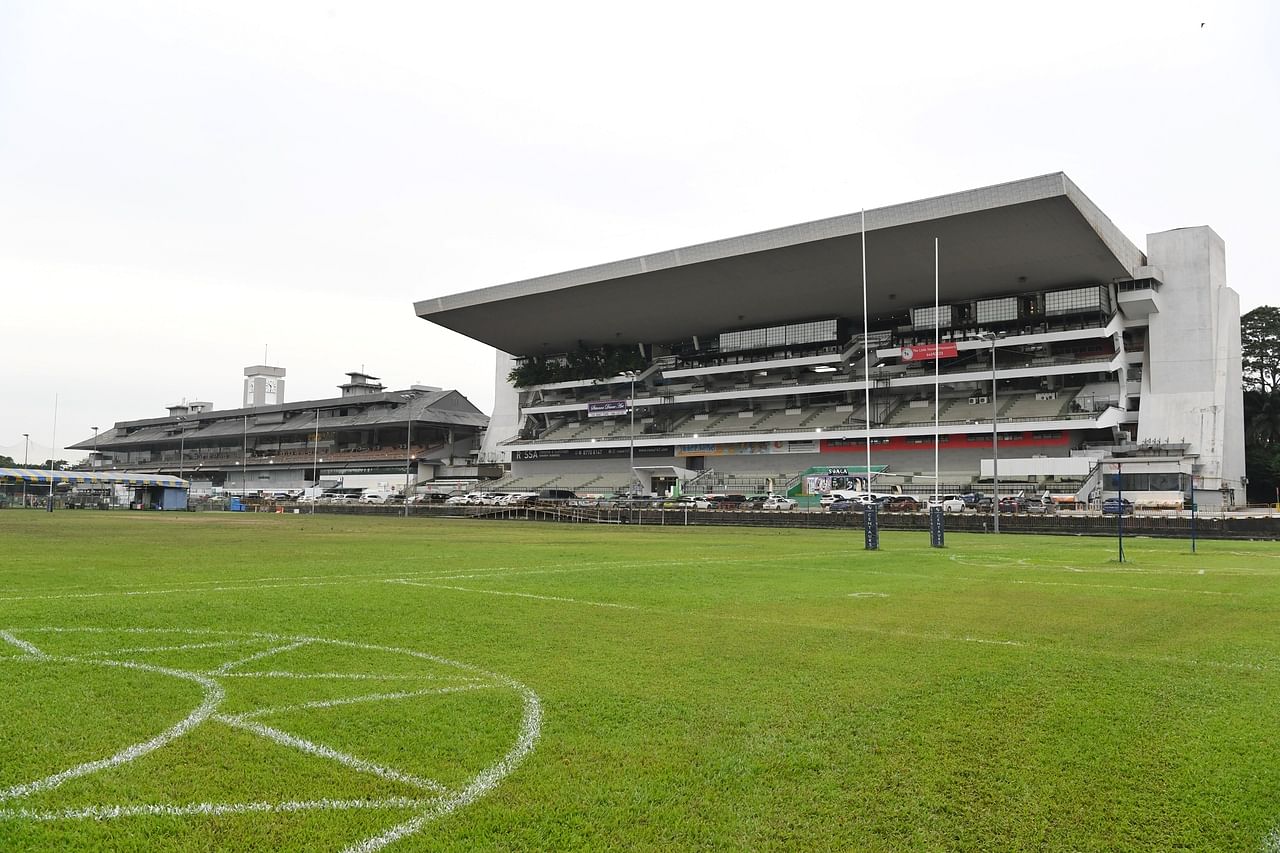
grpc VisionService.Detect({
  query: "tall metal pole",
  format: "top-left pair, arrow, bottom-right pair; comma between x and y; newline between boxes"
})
629,373 -> 637,495
22,433 -> 29,508
92,426 -> 99,469
312,408 -> 320,515
405,408 -> 413,518
48,394 -> 58,512
177,418 -> 186,483
1116,461 -> 1125,562
861,209 -> 871,495
241,415 -> 248,498
991,337 -> 999,534
933,237 -> 940,504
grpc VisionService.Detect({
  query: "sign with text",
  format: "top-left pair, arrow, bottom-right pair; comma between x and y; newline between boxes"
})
587,400 -> 630,418
512,445 -> 673,462
900,342 -> 958,362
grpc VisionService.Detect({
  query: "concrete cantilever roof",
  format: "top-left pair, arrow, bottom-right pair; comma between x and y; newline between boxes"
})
415,173 -> 1145,357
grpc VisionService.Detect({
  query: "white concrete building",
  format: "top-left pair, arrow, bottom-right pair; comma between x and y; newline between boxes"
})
416,174 -> 1245,506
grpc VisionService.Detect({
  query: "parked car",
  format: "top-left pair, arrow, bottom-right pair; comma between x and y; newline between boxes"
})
761,496 -> 798,511
1102,497 -> 1134,515
537,488 -> 578,501
998,495 -> 1028,513
444,494 -> 472,505
882,495 -> 922,512
828,499 -> 858,512
927,495 -> 967,512
741,494 -> 772,510
708,494 -> 748,510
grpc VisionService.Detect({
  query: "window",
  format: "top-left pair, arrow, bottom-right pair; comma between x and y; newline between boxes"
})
911,305 -> 953,330
976,297 -> 1018,323
1045,286 -> 1104,316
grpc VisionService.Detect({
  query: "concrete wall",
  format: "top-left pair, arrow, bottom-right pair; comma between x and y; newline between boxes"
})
482,350 -> 522,463
1139,227 -> 1245,498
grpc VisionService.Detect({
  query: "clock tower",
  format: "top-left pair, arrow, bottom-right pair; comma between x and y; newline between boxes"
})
243,365 -> 287,408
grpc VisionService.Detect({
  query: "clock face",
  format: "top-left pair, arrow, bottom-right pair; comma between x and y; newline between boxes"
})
264,380 -> 277,394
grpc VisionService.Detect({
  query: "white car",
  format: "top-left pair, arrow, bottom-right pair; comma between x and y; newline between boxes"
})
444,494 -> 472,505
761,496 -> 798,510
927,495 -> 967,512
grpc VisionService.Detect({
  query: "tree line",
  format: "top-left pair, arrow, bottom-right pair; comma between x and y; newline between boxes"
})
1243,306 -> 1280,502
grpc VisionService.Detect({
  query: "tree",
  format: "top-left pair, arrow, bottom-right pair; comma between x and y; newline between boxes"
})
1242,306 -> 1280,393
1242,306 -> 1280,501
0,455 -> 16,468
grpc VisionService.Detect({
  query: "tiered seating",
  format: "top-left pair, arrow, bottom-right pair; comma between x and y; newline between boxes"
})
999,390 -> 1077,420
538,420 -> 582,440
886,398 -> 959,425
566,419 -> 619,439
804,407 -> 868,430
753,409 -> 811,431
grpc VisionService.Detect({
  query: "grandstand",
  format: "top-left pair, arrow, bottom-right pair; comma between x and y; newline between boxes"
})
417,173 -> 1245,507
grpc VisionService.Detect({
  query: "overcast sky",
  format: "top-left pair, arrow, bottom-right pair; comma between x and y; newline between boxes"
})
1,0 -> 1276,462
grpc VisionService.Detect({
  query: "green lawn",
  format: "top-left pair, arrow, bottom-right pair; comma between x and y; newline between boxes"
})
1,511 -> 1278,851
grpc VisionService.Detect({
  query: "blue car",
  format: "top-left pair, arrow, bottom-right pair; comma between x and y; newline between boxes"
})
1102,497 -> 1134,515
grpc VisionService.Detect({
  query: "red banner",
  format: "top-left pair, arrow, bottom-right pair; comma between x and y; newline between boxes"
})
900,342 -> 958,362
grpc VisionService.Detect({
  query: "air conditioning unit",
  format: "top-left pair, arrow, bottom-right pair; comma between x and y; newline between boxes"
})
968,396 -> 989,405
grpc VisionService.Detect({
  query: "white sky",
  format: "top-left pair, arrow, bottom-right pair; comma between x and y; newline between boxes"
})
1,0 -> 1277,462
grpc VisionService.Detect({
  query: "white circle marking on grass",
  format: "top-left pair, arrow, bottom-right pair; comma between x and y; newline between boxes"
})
0,627 -> 541,851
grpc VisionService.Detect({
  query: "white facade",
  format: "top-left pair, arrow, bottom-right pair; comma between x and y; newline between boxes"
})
1135,227 -> 1245,497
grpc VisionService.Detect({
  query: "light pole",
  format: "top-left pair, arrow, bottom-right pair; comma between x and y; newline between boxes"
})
241,415 -> 248,498
622,371 -> 638,496
312,407 -> 320,514
22,433 -> 29,508
980,332 -> 999,533
400,393 -> 417,517
176,417 -> 186,483
91,426 -> 99,469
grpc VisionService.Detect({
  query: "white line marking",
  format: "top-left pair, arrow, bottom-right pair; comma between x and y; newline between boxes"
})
390,580 -> 638,610
846,592 -> 889,598
0,630 -> 46,659
853,568 -> 1241,596
216,671 -> 463,681
234,685 -> 486,721
0,797 -> 433,821
215,716 -> 446,793
212,639 -> 311,674
0,656 -> 224,803
88,639 -> 265,656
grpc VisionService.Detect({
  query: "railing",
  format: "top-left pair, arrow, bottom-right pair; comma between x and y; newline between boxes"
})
505,408 -> 1112,446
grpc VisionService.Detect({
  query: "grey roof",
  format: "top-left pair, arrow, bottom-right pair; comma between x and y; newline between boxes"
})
415,172 -> 1145,356
0,468 -> 187,488
68,389 -> 488,451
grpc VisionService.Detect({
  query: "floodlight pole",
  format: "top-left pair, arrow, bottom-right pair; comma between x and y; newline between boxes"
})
241,414 -> 248,498
22,433 -> 29,509
91,426 -> 99,469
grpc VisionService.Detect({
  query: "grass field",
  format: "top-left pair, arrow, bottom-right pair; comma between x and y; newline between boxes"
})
1,511 -> 1278,851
